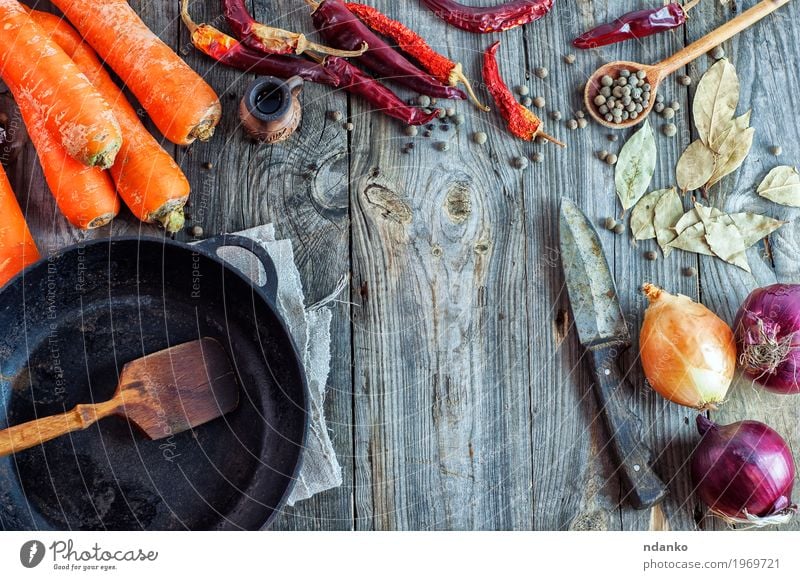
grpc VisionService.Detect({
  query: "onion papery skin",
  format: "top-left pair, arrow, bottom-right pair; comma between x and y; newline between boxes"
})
734,284 -> 800,394
639,284 -> 736,409
692,416 -> 797,526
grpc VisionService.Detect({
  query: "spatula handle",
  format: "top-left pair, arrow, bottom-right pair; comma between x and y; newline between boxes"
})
0,401 -> 118,457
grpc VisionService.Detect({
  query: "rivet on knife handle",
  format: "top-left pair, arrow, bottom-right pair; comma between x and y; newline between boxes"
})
590,344 -> 667,510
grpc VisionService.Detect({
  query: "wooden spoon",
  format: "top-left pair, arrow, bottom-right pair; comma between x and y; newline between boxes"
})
0,338 -> 239,457
585,0 -> 791,130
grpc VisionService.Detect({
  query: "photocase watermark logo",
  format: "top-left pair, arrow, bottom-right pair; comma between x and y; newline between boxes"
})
19,540 -> 46,568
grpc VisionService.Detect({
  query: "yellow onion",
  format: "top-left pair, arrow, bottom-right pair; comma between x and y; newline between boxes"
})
639,283 -> 736,409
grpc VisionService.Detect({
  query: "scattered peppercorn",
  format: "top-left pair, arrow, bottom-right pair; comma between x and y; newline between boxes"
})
605,153 -> 618,165
670,101 -> 681,111
418,95 -> 432,107
603,217 -> 617,231
654,102 -> 665,113
515,85 -> 530,96
512,156 -> 529,169
472,131 -> 488,145
404,126 -> 418,137
613,223 -> 625,235
531,151 -> 544,163
436,108 -> 447,119
550,110 -> 562,121
533,96 -> 546,108
329,110 -> 343,121
677,74 -> 692,86
564,53 -> 576,64
710,46 -> 725,60
598,150 -> 609,160
644,250 -> 658,261
577,118 -> 588,129
662,123 -> 677,137
423,130 -> 432,138
655,93 -> 664,103
682,266 -> 697,277
190,225 -> 204,238
575,111 -> 585,119
534,66 -> 548,79
566,119 -> 578,130
345,122 -> 354,131
607,134 -> 619,142
661,107 -> 675,120
521,96 -> 533,107
440,124 -> 450,132
771,145 -> 783,156
201,161 -> 213,170
435,141 -> 449,151
445,107 -> 456,117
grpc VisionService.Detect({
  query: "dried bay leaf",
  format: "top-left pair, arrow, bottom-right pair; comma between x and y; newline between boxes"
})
668,222 -> 714,255
615,121 -> 657,211
693,59 -> 739,150
707,126 -> 755,187
653,188 -> 683,256
704,220 -> 751,272
674,204 -> 723,234
676,140 -> 716,191
630,189 -> 671,240
757,165 -> 800,207
727,212 -> 787,246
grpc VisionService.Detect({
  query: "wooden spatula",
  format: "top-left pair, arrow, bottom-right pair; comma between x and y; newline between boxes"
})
0,338 -> 239,457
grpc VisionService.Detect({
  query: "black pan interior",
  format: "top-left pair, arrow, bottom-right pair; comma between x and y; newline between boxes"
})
0,237 -> 307,530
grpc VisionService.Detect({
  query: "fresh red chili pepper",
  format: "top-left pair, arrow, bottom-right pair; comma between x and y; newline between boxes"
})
345,2 -> 489,111
421,0 -> 554,34
180,3 -> 340,85
573,1 -> 699,49
483,41 -> 563,146
321,56 -> 439,126
222,0 -> 366,57
306,0 -> 466,101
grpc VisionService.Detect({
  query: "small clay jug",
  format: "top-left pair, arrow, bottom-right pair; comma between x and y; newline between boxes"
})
239,76 -> 303,144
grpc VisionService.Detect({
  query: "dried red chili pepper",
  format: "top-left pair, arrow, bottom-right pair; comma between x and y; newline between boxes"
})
306,0 -> 466,101
345,2 -> 489,111
180,3 -> 340,85
573,1 -> 699,49
483,41 -> 563,146
222,0 -> 366,57
321,57 -> 439,126
182,1 -> 434,127
422,0 -> 554,34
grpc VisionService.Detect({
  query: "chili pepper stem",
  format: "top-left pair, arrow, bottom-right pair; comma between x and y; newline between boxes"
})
537,130 -> 566,148
306,0 -> 321,10
180,0 -> 198,34
683,0 -> 701,13
448,63 -> 490,112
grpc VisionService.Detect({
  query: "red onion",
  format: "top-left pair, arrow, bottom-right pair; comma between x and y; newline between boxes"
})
734,284 -> 800,394
691,416 -> 797,527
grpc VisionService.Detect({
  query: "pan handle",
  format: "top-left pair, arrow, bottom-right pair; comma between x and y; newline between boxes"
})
196,234 -> 279,305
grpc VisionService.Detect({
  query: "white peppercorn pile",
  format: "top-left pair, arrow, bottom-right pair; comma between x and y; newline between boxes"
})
593,69 -> 651,125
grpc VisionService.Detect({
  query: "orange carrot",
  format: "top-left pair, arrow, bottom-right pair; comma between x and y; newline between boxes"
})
16,96 -> 120,230
0,0 -> 122,168
51,0 -> 221,146
0,163 -> 39,287
29,10 -> 190,232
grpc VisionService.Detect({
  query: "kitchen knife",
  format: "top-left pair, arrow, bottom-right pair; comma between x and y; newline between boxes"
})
558,197 -> 667,510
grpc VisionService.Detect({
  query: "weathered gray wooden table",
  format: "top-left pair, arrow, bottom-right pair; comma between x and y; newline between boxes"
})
10,0 -> 800,530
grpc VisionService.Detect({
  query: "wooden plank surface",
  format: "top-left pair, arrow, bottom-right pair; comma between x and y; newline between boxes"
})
4,0 -> 799,530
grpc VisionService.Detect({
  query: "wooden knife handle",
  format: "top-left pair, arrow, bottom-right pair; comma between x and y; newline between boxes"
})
0,401 -> 118,457
589,344 -> 667,510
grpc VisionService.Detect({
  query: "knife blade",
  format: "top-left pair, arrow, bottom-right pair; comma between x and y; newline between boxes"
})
559,198 -> 630,348
558,197 -> 667,510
